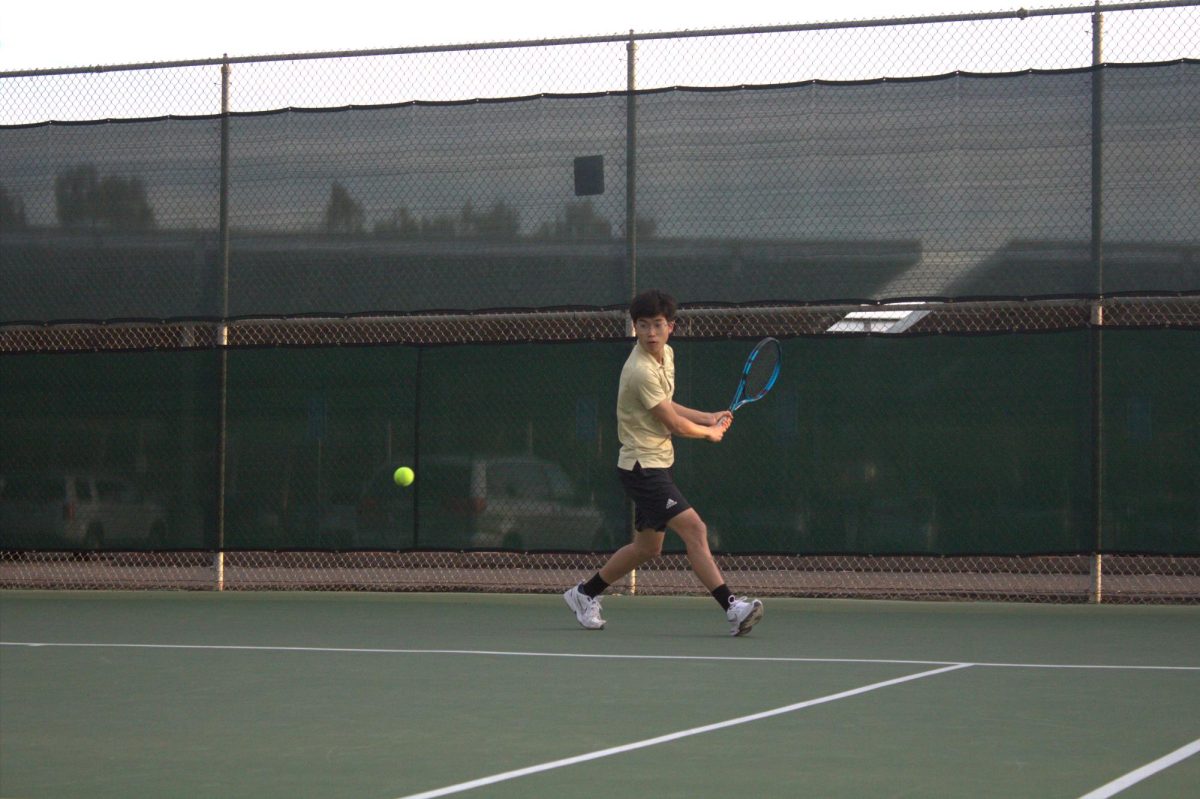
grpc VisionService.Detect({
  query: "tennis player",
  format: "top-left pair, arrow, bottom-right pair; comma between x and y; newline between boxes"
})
565,289 -> 764,636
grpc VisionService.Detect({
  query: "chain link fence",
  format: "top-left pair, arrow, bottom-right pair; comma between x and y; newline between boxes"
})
2,299 -> 1199,355
4,4 -> 1199,321
2,551 -> 1197,604
2,2 -> 1198,602
4,3 -> 1199,123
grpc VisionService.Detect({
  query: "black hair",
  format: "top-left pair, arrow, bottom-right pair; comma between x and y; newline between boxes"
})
629,289 -> 678,323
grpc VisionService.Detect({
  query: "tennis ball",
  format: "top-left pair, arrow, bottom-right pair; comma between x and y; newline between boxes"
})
393,466 -> 415,487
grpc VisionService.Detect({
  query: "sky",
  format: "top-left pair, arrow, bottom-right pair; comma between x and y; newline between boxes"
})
0,0 -> 1081,71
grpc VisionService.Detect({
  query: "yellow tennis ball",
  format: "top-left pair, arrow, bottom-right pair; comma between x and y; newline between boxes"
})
393,466 -> 415,487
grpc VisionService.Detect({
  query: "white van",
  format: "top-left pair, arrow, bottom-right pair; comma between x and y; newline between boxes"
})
0,473 -> 169,550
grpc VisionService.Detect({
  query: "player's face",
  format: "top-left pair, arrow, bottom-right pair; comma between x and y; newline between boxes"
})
634,315 -> 674,356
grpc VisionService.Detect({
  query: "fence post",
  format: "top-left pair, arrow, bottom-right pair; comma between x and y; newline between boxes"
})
1088,6 -> 1104,604
626,31 -> 639,594
626,31 -> 638,302
216,56 -> 232,591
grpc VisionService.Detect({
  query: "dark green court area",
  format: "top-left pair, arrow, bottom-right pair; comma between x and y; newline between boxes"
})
1,591 -> 1198,798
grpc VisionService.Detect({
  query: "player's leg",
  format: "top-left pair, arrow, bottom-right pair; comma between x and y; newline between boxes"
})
565,529 -> 661,629
668,508 -> 764,636
599,528 -> 664,584
666,508 -> 722,590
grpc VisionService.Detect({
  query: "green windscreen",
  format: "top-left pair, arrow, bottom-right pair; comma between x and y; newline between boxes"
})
670,335 -> 1093,555
2,332 -> 1196,556
1101,330 -> 1200,555
0,351 -> 220,550
222,347 -> 418,550
412,343 -> 628,552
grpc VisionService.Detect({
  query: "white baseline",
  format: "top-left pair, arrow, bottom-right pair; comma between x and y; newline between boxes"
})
393,663 -> 971,799
1077,737 -> 1200,799
1,642 -> 1197,671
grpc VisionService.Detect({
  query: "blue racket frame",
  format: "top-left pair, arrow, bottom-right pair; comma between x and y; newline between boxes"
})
729,337 -> 782,411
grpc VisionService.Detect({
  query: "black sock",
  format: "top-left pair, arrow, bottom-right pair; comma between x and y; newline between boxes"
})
580,573 -> 609,599
711,584 -> 734,611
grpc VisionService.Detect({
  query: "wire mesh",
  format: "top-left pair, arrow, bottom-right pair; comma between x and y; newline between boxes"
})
1,551 -> 1196,604
4,6 -> 1198,320
3,299 -> 1198,355
2,4 -> 1198,603
4,4 -> 1199,124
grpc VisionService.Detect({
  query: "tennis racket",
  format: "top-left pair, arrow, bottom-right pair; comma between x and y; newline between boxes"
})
729,337 -> 782,412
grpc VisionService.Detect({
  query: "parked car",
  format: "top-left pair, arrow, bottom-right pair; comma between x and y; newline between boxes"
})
0,473 -> 170,550
356,455 -> 614,551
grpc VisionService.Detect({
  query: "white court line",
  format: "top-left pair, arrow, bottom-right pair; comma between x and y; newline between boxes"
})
5,642 -> 1197,795
392,663 -> 973,799
2,642 -> 1198,671
1077,738 -> 1200,799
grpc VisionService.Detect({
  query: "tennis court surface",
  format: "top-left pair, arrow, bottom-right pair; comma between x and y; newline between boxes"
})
2,590 -> 1197,798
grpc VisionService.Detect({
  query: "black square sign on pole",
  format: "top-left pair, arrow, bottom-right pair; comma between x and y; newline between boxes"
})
573,155 -> 605,196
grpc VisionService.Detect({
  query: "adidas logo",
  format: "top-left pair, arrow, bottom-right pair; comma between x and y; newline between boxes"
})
665,499 -> 678,509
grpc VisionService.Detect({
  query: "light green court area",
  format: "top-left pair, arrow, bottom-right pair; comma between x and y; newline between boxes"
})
2,591 -> 1197,799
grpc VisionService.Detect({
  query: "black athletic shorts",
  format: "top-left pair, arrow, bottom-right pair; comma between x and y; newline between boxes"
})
617,463 -> 692,532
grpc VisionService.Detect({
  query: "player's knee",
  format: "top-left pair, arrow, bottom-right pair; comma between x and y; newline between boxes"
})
678,521 -> 710,551
635,538 -> 663,560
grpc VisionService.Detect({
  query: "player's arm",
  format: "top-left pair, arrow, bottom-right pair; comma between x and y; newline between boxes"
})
673,403 -> 733,428
651,400 -> 728,442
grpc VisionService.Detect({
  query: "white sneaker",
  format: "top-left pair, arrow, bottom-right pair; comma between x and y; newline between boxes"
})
563,585 -> 606,630
727,596 -> 764,637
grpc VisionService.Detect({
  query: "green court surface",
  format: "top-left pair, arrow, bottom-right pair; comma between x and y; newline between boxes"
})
1,591 -> 1197,798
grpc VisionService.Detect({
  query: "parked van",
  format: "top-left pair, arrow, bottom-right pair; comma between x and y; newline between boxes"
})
0,473 -> 169,550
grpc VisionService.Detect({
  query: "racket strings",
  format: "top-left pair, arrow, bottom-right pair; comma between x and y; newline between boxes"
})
743,348 -> 779,399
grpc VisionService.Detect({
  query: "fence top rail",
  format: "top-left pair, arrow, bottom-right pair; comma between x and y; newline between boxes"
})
3,1 -> 1195,78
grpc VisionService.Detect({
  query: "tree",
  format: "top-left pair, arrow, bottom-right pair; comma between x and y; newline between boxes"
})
97,174 -> 155,229
534,200 -> 612,241
460,199 -> 519,240
373,207 -> 422,238
372,198 -> 520,240
323,182 -> 365,235
562,200 -> 611,240
54,165 -> 100,228
0,184 -> 27,230
54,164 -> 155,230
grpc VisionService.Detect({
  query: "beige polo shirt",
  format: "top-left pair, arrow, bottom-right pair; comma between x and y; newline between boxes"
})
616,342 -> 675,469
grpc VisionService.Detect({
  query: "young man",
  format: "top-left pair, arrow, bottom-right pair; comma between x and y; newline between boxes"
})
564,289 -> 764,636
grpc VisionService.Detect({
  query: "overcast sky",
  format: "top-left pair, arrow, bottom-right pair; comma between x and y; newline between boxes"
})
1,0 -> 1084,70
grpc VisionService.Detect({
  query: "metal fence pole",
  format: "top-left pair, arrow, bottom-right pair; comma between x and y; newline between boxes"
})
1089,7 -> 1105,604
626,31 -> 639,594
216,57 -> 232,590
626,31 -> 638,303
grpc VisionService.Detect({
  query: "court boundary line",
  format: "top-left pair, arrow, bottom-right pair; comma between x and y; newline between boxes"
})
5,642 -> 1198,796
2,641 -> 1198,671
392,663 -> 973,799
1077,737 -> 1200,799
